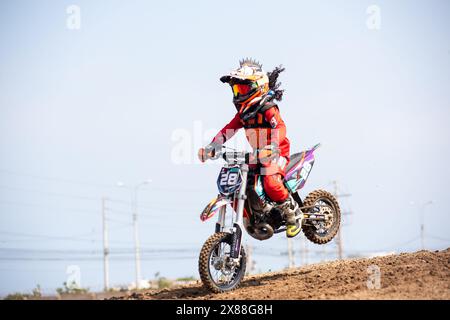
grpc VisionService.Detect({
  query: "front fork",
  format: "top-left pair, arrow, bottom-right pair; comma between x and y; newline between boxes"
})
215,164 -> 249,260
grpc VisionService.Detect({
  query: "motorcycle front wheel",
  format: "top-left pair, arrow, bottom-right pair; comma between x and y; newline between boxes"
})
198,232 -> 246,293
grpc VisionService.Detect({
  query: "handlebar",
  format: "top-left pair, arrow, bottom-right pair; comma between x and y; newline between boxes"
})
221,150 -> 252,164
205,146 -> 252,164
204,145 -> 278,165
207,144 -> 285,165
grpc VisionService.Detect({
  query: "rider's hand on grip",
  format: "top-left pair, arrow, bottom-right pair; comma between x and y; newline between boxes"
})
198,148 -> 207,163
198,143 -> 219,163
257,144 -> 279,164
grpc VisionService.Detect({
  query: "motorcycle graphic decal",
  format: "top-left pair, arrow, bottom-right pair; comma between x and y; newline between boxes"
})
217,166 -> 242,196
254,175 -> 265,198
200,196 -> 230,221
284,144 -> 320,192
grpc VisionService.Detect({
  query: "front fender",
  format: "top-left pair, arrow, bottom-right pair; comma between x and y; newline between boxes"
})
200,195 -> 231,222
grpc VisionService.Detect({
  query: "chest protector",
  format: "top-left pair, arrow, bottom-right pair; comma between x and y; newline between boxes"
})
239,101 -> 280,150
239,101 -> 277,129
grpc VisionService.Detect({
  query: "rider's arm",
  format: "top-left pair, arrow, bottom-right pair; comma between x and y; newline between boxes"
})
199,113 -> 243,163
211,113 -> 243,145
264,106 -> 286,149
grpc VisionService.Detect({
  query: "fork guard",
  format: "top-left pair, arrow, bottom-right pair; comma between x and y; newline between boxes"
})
200,195 -> 232,222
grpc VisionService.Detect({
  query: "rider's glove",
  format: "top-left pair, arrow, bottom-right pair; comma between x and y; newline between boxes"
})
256,143 -> 280,164
198,142 -> 222,162
205,142 -> 222,160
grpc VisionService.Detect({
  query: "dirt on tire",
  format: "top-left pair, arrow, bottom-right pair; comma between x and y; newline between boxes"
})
198,232 -> 247,293
111,248 -> 450,300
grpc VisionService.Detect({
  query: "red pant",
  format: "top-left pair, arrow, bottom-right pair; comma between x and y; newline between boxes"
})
261,156 -> 289,202
263,174 -> 289,202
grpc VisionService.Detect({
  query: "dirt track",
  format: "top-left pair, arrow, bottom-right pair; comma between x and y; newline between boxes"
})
112,248 -> 450,300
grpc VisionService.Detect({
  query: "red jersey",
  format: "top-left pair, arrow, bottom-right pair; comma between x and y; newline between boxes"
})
212,105 -> 290,159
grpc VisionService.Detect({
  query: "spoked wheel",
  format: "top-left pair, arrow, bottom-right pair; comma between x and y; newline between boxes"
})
198,232 -> 246,293
302,189 -> 341,244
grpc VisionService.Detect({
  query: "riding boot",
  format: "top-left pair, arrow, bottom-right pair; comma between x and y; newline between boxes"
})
276,194 -> 302,238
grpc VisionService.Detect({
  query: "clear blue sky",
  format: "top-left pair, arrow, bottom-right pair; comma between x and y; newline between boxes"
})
0,0 -> 449,295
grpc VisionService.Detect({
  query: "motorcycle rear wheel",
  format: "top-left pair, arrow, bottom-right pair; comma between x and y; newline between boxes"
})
198,232 -> 247,293
302,189 -> 341,244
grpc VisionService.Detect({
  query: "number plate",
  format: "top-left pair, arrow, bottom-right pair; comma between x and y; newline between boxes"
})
217,166 -> 242,195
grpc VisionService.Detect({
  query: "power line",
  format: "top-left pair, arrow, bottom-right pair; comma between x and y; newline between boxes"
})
0,246 -> 375,256
0,256 -> 199,262
0,247 -> 199,254
106,217 -> 133,225
0,200 -> 100,216
0,184 -> 186,210
0,169 -> 210,193
425,235 -> 450,242
0,229 -> 99,241
0,199 -> 193,221
0,185 -> 100,202
0,169 -> 116,189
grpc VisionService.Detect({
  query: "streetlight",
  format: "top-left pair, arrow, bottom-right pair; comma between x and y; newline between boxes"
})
117,179 -> 152,289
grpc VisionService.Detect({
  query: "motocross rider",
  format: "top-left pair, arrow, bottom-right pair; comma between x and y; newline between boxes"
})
198,58 -> 302,238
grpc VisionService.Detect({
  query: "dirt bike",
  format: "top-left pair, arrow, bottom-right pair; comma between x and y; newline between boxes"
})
198,144 -> 341,293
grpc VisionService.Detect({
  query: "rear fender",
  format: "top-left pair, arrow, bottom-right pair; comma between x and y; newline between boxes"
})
285,149 -> 316,192
200,196 -> 231,222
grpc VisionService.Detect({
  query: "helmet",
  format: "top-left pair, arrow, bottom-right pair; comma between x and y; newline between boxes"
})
220,58 -> 270,116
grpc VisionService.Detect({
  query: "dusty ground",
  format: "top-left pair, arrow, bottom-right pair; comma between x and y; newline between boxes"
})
111,248 -> 450,300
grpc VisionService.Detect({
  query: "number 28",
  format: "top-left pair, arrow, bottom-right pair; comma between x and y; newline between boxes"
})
220,172 -> 239,186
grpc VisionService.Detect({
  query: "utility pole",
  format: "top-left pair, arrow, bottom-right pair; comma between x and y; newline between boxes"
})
117,180 -> 151,290
102,197 -> 110,291
298,237 -> 308,266
298,237 -> 304,266
332,180 -> 352,260
304,238 -> 309,265
420,201 -> 433,250
245,244 -> 256,274
287,238 -> 295,268
322,242 -> 327,262
297,236 -> 308,266
333,181 -> 343,260
132,187 -> 142,290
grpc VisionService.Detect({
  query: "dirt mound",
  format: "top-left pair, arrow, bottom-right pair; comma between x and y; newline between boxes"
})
112,248 -> 450,300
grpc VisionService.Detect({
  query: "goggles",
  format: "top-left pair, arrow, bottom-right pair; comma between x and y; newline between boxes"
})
231,83 -> 256,97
